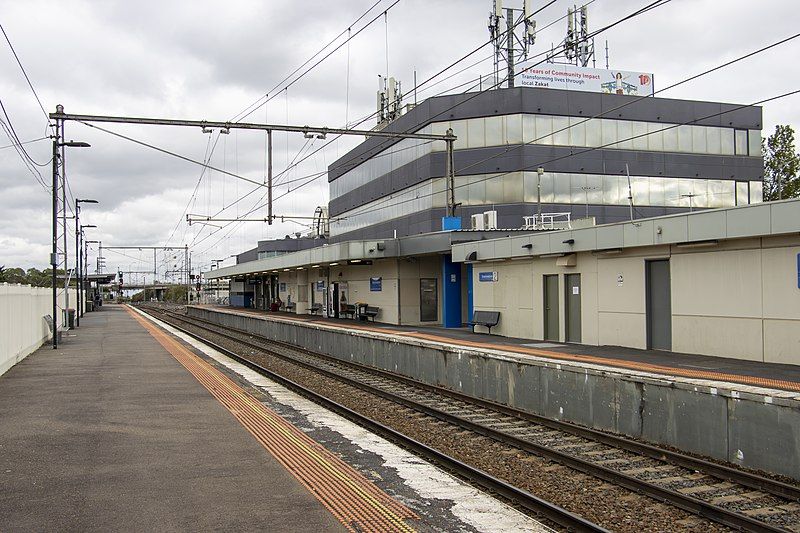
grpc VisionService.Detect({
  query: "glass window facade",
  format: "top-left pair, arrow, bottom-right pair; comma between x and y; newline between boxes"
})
329,125 -> 433,201
330,114 -> 760,203
329,172 -> 759,237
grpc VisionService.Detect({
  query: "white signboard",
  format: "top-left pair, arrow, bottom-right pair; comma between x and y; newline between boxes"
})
517,65 -> 654,96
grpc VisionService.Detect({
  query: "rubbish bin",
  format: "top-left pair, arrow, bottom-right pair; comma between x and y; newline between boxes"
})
65,309 -> 76,329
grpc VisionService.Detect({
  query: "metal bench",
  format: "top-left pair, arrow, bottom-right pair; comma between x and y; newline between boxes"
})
358,305 -> 379,322
342,304 -> 356,319
309,303 -> 323,315
467,310 -> 500,334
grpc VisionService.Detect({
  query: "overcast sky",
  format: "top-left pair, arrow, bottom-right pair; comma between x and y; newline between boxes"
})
1,0 -> 798,280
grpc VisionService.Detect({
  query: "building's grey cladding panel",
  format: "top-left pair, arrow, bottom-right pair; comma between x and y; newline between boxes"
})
329,204 -> 692,243
328,87 -> 763,181
236,247 -> 258,264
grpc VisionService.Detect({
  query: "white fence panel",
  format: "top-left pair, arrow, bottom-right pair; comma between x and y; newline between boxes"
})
0,283 -> 77,377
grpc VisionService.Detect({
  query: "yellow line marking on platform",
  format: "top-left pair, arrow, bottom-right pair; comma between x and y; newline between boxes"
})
127,306 -> 417,533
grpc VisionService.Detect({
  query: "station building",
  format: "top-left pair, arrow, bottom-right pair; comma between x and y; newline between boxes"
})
327,86 -> 764,241
205,86 -> 800,363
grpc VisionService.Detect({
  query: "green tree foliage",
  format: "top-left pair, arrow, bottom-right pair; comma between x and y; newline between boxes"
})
763,125 -> 800,201
0,267 -> 66,287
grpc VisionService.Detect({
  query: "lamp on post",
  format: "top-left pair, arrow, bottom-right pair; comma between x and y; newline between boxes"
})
51,116 -> 91,348
83,239 -> 100,317
77,220 -> 97,326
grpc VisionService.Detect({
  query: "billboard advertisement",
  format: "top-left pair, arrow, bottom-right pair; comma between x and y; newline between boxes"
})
517,64 -> 654,96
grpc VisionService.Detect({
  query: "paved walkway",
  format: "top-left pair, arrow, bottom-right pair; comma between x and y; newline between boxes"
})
0,305 -> 348,532
205,305 -> 800,393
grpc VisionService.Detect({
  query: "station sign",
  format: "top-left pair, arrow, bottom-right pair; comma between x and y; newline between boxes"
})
370,277 -> 382,291
517,64 -> 654,96
479,271 -> 498,282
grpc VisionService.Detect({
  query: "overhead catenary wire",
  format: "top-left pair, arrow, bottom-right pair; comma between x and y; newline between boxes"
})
0,136 -> 48,150
265,0 -> 675,213
0,118 -> 49,192
0,23 -> 50,128
346,88 -> 800,222
217,0 -> 574,195
188,0 -> 663,256
77,121 -> 267,189
230,0 -> 400,123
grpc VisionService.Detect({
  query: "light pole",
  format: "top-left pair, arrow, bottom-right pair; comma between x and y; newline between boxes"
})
75,199 -> 98,327
536,167 -> 544,225
77,221 -> 97,325
84,239 -> 100,314
51,109 -> 90,348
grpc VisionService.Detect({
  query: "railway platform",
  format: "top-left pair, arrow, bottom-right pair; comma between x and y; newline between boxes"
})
187,304 -> 800,482
0,304 -> 546,532
195,305 -> 800,393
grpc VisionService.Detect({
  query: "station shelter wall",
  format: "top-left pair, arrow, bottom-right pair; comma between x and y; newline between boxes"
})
397,255 -> 443,326
470,235 -> 800,364
311,259 -> 401,324
269,256 -> 444,326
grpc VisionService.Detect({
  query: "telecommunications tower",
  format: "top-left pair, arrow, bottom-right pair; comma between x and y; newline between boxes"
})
488,0 -> 538,88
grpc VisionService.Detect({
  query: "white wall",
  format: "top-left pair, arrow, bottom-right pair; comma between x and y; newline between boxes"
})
0,284 -> 77,376
467,235 -> 800,364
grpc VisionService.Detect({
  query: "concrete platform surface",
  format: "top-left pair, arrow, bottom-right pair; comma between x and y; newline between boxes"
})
203,305 -> 800,392
0,305 -> 345,532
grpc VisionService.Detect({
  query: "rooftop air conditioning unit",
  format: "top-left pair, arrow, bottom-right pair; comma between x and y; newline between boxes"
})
483,210 -> 498,230
471,214 -> 485,230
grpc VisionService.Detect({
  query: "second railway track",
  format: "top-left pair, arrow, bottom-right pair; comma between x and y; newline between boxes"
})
141,305 -> 800,532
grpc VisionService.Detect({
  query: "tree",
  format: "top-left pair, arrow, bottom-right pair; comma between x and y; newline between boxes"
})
762,125 -> 800,201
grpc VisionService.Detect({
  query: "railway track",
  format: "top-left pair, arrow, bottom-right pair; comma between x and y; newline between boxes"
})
136,305 -> 604,532
140,305 -> 800,532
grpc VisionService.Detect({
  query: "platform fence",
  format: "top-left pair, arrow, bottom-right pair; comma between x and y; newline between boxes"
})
0,283 -> 77,376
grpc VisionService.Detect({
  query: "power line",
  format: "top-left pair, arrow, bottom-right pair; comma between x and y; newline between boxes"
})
0,136 -> 48,150
187,0 -> 667,259
185,0 -> 636,255
0,118 -> 48,191
231,0 -> 400,123
76,121 -> 268,188
164,131 -> 220,248
0,23 -> 50,126
273,0 -> 674,210
0,98 -> 50,167
347,88 -> 799,222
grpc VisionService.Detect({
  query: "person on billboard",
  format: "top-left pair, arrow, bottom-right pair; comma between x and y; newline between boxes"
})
601,72 -> 639,96
614,72 -> 624,95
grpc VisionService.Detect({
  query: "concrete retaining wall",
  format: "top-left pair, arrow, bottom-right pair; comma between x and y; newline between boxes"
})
188,306 -> 800,481
0,284 -> 77,376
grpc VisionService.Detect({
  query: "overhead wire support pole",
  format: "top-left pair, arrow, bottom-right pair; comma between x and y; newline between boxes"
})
51,115 -> 59,349
267,129 -> 273,225
48,112 -> 456,142
446,128 -> 456,217
61,119 -> 68,323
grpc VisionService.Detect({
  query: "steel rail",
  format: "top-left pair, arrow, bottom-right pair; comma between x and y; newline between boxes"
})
154,308 -> 795,532
171,310 -> 800,501
137,306 -> 606,533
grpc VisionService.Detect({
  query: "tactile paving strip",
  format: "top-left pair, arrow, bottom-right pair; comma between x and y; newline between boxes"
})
128,307 -> 418,533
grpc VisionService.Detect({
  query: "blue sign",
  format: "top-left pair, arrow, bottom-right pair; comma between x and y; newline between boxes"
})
316,281 -> 325,291
279,282 -> 286,292
370,277 -> 382,291
478,271 -> 497,282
